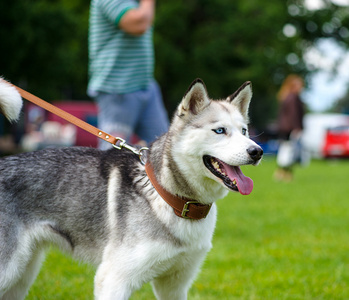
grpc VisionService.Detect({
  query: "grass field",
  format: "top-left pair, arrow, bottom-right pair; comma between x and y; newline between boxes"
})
27,157 -> 349,299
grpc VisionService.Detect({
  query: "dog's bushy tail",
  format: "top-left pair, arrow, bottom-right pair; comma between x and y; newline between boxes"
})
0,78 -> 23,122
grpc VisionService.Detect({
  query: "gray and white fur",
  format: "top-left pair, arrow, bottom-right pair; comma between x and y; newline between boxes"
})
0,78 -> 263,300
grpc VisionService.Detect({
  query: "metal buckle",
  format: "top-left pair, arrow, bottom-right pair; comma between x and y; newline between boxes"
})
181,201 -> 199,219
113,137 -> 126,150
112,138 -> 149,165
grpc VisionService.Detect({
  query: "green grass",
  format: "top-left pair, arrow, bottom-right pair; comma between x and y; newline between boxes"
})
27,158 -> 349,299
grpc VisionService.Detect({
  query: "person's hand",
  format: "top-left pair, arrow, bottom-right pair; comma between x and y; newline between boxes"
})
119,0 -> 155,35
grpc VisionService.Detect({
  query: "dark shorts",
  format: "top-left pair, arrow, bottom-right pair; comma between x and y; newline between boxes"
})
95,80 -> 169,149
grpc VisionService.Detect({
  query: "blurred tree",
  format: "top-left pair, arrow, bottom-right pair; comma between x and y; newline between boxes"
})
154,0 -> 349,128
331,90 -> 349,113
1,0 -> 348,129
0,0 -> 89,100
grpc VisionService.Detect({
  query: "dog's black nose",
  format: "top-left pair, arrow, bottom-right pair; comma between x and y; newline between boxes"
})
247,146 -> 263,161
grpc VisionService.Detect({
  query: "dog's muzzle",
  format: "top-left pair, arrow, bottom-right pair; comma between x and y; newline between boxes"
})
247,146 -> 263,164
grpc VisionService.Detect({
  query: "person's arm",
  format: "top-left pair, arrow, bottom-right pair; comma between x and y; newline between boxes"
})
119,0 -> 155,35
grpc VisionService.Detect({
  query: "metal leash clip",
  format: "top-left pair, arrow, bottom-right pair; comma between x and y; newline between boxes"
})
112,137 -> 149,165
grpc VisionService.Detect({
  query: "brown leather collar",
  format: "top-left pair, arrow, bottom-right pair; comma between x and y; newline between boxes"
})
144,162 -> 212,220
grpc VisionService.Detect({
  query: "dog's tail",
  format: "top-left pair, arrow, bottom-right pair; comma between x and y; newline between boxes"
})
0,78 -> 23,122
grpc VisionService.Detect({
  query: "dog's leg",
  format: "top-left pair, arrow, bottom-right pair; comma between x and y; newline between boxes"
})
94,241 -> 173,300
151,250 -> 208,300
0,249 -> 45,300
94,261 -> 135,300
0,218 -> 47,300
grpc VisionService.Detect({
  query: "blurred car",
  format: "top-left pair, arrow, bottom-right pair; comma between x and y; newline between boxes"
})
47,101 -> 98,147
322,125 -> 349,158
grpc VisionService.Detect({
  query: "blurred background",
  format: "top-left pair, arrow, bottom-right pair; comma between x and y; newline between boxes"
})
2,1 -> 349,298
1,0 -> 349,158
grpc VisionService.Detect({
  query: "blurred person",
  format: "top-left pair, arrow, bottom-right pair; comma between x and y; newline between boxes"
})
88,0 -> 169,150
274,74 -> 305,182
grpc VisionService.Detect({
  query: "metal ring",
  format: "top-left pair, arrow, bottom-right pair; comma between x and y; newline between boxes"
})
112,138 -> 126,150
139,147 -> 149,165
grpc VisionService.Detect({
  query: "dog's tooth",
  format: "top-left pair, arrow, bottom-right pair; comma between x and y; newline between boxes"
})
232,179 -> 237,185
211,159 -> 227,175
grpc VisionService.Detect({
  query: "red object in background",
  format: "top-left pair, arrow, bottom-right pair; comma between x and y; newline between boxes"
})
323,126 -> 349,158
47,101 -> 98,147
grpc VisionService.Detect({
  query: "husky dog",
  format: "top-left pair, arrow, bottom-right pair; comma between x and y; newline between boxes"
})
0,78 -> 263,300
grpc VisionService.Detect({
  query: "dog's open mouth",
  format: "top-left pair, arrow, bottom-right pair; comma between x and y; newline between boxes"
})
203,155 -> 253,195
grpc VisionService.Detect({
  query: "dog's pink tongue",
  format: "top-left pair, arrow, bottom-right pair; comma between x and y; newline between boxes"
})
226,166 -> 254,195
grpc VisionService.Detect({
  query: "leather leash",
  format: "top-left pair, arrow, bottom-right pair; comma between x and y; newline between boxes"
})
16,85 -> 117,145
10,82 -> 211,220
12,83 -> 148,163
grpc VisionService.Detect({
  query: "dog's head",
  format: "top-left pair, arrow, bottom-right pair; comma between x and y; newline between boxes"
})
170,79 -> 263,200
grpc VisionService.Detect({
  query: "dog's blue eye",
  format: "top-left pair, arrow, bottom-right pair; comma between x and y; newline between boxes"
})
242,128 -> 247,135
213,127 -> 226,134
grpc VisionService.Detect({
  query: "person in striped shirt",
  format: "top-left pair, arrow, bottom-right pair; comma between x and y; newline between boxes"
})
88,0 -> 169,149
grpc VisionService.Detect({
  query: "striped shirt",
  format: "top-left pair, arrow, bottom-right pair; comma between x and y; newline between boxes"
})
88,0 -> 154,95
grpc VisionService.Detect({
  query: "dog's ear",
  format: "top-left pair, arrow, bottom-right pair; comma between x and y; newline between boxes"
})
177,79 -> 211,117
226,81 -> 252,119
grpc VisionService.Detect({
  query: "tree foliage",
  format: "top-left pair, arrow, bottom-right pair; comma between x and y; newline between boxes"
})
0,0 -> 89,100
154,0 -> 349,127
1,0 -> 349,129
154,0 -> 294,127
331,90 -> 349,114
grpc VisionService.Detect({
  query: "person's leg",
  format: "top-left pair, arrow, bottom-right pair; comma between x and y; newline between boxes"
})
95,92 -> 142,150
135,81 -> 169,144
